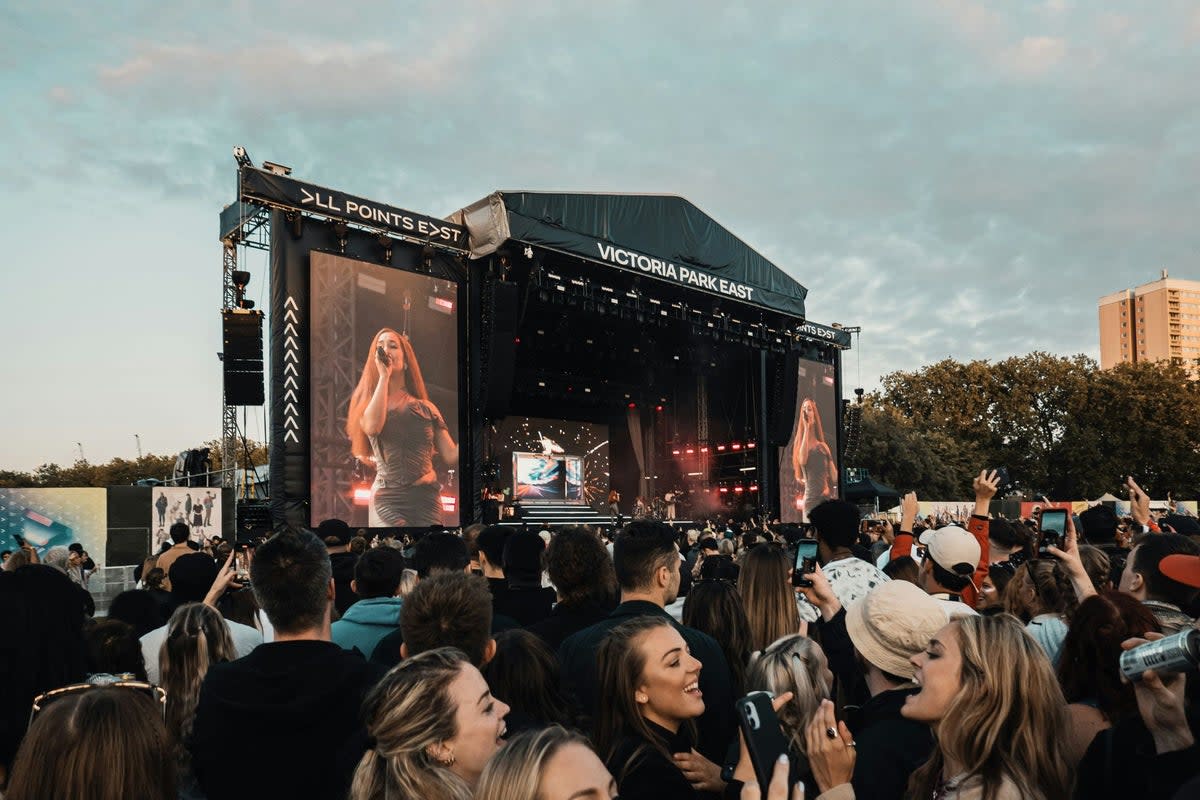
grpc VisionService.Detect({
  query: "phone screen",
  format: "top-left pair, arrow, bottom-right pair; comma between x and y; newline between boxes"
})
1039,509 -> 1067,553
792,540 -> 818,587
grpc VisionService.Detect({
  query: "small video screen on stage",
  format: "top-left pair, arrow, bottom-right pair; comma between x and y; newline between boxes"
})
778,359 -> 839,523
309,252 -> 460,528
490,418 -> 608,505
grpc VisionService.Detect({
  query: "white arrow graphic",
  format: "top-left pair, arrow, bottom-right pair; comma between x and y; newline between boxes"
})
285,402 -> 299,416
284,350 -> 298,363
285,335 -> 298,349
285,322 -> 298,336
284,363 -> 298,375
285,296 -> 299,309
284,309 -> 298,323
285,417 -> 299,429
284,376 -> 298,388
284,430 -> 300,443
300,189 -> 314,205
284,389 -> 298,402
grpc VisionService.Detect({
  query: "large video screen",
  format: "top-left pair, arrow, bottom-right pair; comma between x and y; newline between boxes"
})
310,252 -> 460,527
778,359 -> 839,523
513,453 -> 585,501
0,488 -> 107,558
490,417 -> 608,506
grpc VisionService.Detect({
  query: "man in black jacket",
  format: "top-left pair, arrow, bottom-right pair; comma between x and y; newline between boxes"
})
189,528 -> 385,800
558,520 -> 734,763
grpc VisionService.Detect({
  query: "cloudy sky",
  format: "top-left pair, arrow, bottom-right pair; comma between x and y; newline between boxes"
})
1,1 -> 1198,471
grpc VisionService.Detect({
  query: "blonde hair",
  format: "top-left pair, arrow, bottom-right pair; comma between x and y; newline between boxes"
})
910,615 -> 1072,800
158,603 -> 235,764
475,725 -> 593,800
746,635 -> 830,760
739,544 -> 802,651
350,648 -> 473,800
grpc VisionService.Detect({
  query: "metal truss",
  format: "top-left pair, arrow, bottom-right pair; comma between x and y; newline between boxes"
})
309,251 -> 358,521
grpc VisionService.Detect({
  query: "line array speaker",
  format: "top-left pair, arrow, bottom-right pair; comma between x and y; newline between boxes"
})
223,310 -> 265,406
483,281 -> 519,418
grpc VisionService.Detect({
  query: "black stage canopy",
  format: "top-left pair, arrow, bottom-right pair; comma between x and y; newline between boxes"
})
451,192 -> 807,319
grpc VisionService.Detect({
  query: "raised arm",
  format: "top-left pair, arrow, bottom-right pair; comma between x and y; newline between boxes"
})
359,352 -> 391,438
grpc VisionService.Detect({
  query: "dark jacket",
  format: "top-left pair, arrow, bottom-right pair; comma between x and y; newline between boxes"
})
607,720 -> 698,800
495,583 -> 557,627
847,687 -> 934,800
189,640 -> 385,800
558,600 -> 734,762
526,599 -> 613,650
1076,708 -> 1200,800
330,551 -> 360,616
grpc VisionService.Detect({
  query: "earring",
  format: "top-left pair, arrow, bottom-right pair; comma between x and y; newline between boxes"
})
636,693 -> 648,704
440,752 -> 456,766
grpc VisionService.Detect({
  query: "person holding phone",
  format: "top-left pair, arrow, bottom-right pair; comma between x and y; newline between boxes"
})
346,328 -> 458,527
593,616 -> 708,800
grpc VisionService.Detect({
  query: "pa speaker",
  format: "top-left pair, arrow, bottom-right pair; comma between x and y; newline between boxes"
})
483,281 -> 519,418
236,502 -> 274,543
223,310 -> 265,405
769,351 -> 800,445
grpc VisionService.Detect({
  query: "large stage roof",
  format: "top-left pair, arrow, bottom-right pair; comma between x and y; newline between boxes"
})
451,191 -> 807,319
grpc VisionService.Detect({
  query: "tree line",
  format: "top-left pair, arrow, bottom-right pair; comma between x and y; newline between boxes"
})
0,439 -> 270,489
852,352 -> 1200,500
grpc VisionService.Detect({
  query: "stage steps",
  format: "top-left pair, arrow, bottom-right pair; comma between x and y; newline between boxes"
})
497,502 -> 693,529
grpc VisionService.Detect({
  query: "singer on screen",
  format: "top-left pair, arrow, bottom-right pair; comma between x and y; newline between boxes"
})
346,328 -> 458,527
791,397 -> 836,518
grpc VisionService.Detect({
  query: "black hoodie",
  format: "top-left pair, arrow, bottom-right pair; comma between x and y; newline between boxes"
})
189,640 -> 386,800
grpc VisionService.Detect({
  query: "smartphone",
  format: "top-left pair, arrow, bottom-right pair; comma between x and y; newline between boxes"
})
1038,509 -> 1068,555
13,533 -> 26,548
737,692 -> 791,789
994,467 -> 1011,492
792,539 -> 818,587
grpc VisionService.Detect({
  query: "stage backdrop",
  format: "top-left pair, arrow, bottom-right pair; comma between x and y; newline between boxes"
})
0,488 -> 107,558
149,487 -> 220,548
778,359 -> 840,523
491,417 -> 609,506
309,252 -> 460,527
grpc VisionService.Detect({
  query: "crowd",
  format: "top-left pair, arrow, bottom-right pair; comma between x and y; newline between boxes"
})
1,470 -> 1199,800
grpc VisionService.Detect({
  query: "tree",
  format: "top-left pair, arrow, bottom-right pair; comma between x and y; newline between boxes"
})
0,441 -> 270,488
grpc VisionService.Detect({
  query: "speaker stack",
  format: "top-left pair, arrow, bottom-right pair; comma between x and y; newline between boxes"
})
222,310 -> 265,406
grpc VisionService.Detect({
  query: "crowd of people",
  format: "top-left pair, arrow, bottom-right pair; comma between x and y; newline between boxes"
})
1,470 -> 1199,799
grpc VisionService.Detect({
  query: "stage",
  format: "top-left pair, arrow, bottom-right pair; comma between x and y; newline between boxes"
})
219,160 -> 852,530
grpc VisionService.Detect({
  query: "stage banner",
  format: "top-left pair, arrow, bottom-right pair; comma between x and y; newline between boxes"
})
241,168 -> 467,249
309,252 -> 461,527
778,359 -> 840,523
0,488 -> 107,560
150,487 -> 221,548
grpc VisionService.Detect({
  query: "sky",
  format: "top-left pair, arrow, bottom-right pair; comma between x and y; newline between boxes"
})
1,1 -> 1198,471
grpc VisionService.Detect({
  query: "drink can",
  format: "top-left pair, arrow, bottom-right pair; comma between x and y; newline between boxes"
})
1119,628 -> 1200,682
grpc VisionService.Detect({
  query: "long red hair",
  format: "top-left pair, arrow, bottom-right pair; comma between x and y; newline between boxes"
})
345,328 -> 430,462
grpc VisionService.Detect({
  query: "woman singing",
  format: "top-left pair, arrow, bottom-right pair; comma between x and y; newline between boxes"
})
347,328 -> 458,527
791,398 -> 836,519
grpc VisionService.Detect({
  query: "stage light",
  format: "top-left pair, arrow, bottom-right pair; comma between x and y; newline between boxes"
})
655,405 -> 664,412
262,160 -> 292,176
700,447 -> 708,453
628,402 -> 636,408
717,445 -> 726,451
441,495 -> 457,513
750,485 -> 758,492
732,443 -> 742,450
719,487 -> 728,493
538,381 -> 546,387
673,355 -> 680,361
238,299 -> 256,310
232,270 -> 251,290
352,485 -> 372,505
739,467 -> 755,472
747,442 -> 756,449
686,449 -> 694,454
584,387 -> 591,393
233,145 -> 252,167
672,449 -> 681,455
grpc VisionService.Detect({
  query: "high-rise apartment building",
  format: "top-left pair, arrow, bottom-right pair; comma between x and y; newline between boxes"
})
1098,271 -> 1200,371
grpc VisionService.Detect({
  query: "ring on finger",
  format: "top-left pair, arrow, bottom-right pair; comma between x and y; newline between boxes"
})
825,726 -> 837,739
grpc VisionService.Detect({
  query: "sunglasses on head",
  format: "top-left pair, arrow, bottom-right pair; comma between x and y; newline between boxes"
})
29,679 -> 166,726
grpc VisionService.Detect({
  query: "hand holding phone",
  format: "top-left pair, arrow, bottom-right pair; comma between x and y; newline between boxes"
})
737,692 -> 791,789
1038,509 -> 1068,556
